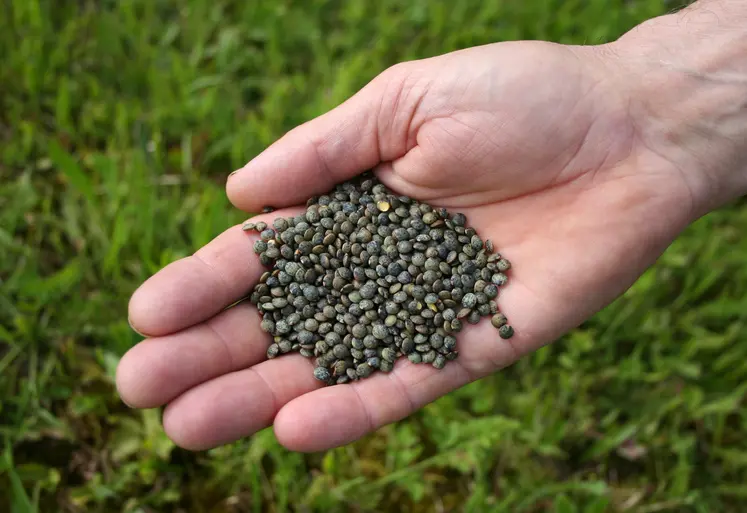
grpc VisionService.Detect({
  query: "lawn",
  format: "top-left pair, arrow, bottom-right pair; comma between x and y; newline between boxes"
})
2,0 -> 747,511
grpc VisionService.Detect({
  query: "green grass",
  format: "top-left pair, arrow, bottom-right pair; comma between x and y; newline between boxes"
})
2,0 -> 747,511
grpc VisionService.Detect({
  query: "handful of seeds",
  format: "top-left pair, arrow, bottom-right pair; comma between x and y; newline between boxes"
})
245,172 -> 514,386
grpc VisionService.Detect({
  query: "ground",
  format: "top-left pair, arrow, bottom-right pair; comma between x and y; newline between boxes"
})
2,1 -> 747,512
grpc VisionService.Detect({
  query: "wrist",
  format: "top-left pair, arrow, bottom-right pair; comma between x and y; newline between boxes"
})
611,1 -> 747,217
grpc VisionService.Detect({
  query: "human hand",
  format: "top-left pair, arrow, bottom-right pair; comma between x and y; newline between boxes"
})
117,7 -> 746,452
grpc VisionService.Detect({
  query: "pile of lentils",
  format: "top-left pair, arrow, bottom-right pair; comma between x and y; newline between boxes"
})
244,172 -> 514,386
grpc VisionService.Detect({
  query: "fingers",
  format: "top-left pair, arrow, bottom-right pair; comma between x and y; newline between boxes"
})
226,64 -> 419,213
129,262 -> 529,452
150,308 -> 527,452
162,354 -> 320,450
128,207 -> 301,337
116,302 -> 267,408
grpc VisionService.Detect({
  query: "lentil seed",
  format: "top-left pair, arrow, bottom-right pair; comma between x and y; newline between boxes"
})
490,313 -> 507,329
499,325 -> 515,339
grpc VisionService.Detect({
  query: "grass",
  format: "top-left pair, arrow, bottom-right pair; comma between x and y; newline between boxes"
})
2,0 -> 746,511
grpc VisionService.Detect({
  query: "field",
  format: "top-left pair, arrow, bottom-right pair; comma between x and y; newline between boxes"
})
3,0 -> 747,511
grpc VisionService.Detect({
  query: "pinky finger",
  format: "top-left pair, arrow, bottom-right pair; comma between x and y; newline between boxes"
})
272,358 -> 472,452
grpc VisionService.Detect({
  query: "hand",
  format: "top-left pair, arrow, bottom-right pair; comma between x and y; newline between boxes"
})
117,36 -> 715,452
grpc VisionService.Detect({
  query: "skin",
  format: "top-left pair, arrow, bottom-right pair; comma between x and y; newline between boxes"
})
118,2 -> 747,452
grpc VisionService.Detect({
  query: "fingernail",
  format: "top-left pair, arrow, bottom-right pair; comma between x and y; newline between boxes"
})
127,316 -> 147,338
229,168 -> 241,177
120,396 -> 136,409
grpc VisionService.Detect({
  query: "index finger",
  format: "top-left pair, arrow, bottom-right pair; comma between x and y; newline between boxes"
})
128,207 -> 301,337
225,64 -> 414,213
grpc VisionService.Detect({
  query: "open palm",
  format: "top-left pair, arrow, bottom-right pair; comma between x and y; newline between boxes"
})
118,41 -> 694,451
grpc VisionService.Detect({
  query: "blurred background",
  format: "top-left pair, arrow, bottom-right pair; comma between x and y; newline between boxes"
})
2,0 -> 747,512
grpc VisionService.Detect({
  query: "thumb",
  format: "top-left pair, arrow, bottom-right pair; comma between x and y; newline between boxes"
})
226,64 -> 414,213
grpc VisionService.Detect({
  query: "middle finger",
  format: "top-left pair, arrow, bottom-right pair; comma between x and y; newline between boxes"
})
117,301 -> 269,408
